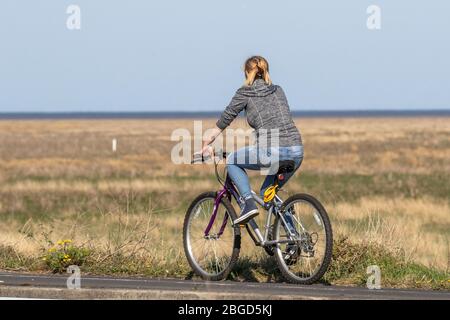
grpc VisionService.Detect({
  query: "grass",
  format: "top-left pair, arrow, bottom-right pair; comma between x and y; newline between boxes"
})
0,117 -> 449,289
0,237 -> 447,290
325,237 -> 448,290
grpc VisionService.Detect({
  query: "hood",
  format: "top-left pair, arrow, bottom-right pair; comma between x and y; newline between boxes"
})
237,79 -> 277,97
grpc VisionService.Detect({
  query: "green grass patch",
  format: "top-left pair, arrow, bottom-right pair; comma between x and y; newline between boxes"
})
1,237 -> 448,290
325,237 -> 449,290
294,172 -> 450,202
0,245 -> 40,271
421,222 -> 450,236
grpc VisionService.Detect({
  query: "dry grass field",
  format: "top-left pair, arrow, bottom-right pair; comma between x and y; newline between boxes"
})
0,117 -> 449,288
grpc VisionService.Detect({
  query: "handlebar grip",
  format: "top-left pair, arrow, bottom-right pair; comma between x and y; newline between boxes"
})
191,153 -> 203,164
190,151 -> 228,164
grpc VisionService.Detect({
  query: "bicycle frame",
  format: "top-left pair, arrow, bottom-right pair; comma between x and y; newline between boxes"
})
204,174 -> 299,247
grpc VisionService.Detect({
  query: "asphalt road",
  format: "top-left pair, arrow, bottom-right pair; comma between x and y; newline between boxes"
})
0,272 -> 449,300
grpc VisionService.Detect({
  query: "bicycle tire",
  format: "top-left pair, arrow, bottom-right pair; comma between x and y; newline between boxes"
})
274,193 -> 333,284
183,191 -> 241,281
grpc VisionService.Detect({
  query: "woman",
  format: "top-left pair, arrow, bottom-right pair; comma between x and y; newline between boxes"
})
201,56 -> 303,225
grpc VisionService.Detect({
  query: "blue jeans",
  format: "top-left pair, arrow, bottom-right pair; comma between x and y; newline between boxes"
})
227,146 -> 303,233
226,145 -> 304,200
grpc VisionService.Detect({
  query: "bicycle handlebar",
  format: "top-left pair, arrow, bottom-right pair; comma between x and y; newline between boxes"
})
191,151 -> 228,164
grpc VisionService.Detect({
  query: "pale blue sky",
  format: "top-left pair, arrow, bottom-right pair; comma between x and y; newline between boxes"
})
0,1 -> 449,112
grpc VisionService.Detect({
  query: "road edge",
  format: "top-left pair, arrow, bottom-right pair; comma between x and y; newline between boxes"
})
0,285 -> 328,300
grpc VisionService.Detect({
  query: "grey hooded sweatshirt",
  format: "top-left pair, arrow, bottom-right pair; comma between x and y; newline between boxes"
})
216,79 -> 302,147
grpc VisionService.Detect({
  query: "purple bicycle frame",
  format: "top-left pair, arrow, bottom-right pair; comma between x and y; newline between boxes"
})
203,176 -> 241,237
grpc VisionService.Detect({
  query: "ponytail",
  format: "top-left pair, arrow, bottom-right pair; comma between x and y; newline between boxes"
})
244,56 -> 272,86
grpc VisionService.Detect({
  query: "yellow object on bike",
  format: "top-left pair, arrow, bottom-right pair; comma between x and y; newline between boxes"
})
263,184 -> 278,203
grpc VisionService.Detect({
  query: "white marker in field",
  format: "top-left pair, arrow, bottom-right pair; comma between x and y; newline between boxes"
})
112,138 -> 117,152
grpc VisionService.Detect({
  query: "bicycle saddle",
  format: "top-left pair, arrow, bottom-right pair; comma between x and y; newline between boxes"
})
277,160 -> 296,174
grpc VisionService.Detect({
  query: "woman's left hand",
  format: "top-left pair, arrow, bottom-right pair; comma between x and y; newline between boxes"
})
200,126 -> 222,158
201,145 -> 214,158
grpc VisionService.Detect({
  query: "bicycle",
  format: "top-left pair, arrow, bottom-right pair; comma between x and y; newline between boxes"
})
183,150 -> 333,284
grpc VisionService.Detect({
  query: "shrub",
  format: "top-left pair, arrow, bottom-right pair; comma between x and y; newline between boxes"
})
42,240 -> 90,273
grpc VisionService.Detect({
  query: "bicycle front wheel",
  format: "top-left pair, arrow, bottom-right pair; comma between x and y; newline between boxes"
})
183,191 -> 240,281
274,193 -> 333,284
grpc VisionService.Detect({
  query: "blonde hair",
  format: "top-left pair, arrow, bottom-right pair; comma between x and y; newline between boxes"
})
244,56 -> 272,86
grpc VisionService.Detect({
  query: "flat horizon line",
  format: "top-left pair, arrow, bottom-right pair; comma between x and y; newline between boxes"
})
1,109 -> 450,120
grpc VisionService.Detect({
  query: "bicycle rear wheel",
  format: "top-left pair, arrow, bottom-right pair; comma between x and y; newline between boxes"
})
183,191 -> 240,281
274,193 -> 333,284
